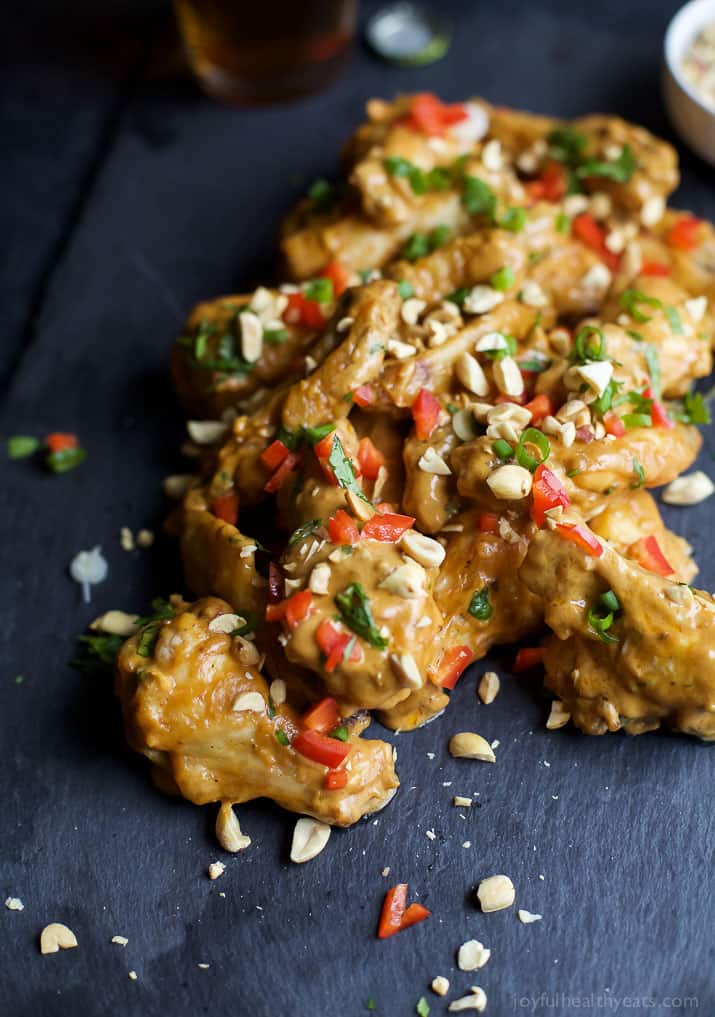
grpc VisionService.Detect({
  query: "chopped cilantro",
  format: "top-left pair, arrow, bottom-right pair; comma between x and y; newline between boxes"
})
468,586 -> 493,621
445,287 -> 470,307
547,126 -> 588,165
71,633 -> 125,675
334,583 -> 388,649
7,436 -> 40,459
429,224 -> 451,249
416,998 -> 430,1017
402,233 -> 430,262
678,391 -> 711,425
631,457 -> 646,488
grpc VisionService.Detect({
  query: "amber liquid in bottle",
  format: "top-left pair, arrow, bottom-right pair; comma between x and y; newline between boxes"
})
174,0 -> 357,104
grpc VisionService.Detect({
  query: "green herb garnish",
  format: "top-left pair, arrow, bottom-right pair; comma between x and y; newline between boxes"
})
397,280 -> 415,300
577,144 -> 636,183
515,427 -> 550,472
492,439 -> 513,460
468,586 -> 493,621
72,633 -> 126,674
330,725 -> 349,742
288,519 -> 323,545
307,178 -> 337,212
501,206 -> 527,232
445,287 -> 470,307
275,728 -> 290,746
678,391 -> 711,425
569,325 -> 606,364
416,998 -> 430,1017
334,583 -> 388,648
555,211 -> 571,234
7,436 -> 40,459
645,345 -> 661,399
587,589 -> 621,643
45,447 -> 86,474
631,457 -> 646,488
461,176 -> 497,221
490,266 -> 515,291
304,278 -> 334,304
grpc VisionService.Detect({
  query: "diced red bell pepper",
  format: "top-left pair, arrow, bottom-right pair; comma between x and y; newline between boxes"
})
572,213 -> 620,271
643,387 -> 674,430
45,432 -> 78,453
328,509 -> 361,545
411,388 -> 441,440
302,696 -> 341,734
352,384 -> 374,408
667,216 -> 702,252
402,93 -> 468,136
324,768 -> 348,790
264,451 -> 301,493
524,161 -> 567,203
603,411 -> 626,437
315,619 -> 363,672
513,647 -> 544,672
438,645 -> 475,690
556,521 -> 603,557
293,729 -> 350,769
320,259 -> 350,297
361,512 -> 415,542
400,903 -> 431,930
523,393 -> 553,426
478,512 -> 500,534
377,884 -> 408,939
211,492 -> 238,525
357,437 -> 385,480
260,439 -> 291,471
265,589 -> 313,628
639,260 -> 671,277
283,291 -> 326,329
628,535 -> 674,576
313,430 -> 336,460
530,464 -> 571,527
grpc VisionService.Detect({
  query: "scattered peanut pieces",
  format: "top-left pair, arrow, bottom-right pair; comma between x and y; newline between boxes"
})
128,970 -> 138,981
477,874 -> 515,913
546,701 -> 571,730
136,528 -> 155,548
448,987 -> 487,1012
120,526 -> 134,552
449,732 -> 496,763
215,803 -> 251,854
478,671 -> 500,704
453,796 -> 472,808
111,935 -> 128,947
457,939 -> 491,971
208,861 -> 226,880
290,817 -> 331,863
431,976 -> 450,997
40,923 -> 78,954
5,897 -> 24,911
518,909 -> 543,924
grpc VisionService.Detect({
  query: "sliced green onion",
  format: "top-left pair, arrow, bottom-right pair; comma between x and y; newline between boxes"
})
619,289 -> 662,324
330,725 -> 349,742
501,206 -> 526,232
515,427 -> 550,472
570,325 -> 606,364
492,439 -> 513,460
631,457 -> 646,488
665,305 -> 683,334
555,212 -> 571,234
397,280 -> 415,300
490,266 -> 515,291
445,287 -> 470,307
304,278 -> 334,303
622,412 -> 652,428
275,728 -> 290,746
461,176 -> 497,221
468,586 -> 493,621
7,435 -> 40,459
600,589 -> 620,613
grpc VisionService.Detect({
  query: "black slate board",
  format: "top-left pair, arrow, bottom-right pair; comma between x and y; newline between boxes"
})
2,2 -> 714,1015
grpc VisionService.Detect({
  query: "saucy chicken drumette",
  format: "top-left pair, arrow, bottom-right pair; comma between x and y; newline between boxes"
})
112,94 -> 715,846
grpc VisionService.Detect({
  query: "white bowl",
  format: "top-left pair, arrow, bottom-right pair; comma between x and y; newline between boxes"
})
663,0 -> 715,166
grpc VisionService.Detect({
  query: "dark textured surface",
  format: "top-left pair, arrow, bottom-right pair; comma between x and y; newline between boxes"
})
2,2 -> 714,1015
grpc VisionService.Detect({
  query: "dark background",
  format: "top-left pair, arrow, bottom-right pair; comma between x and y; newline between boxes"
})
2,2 -> 714,1015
